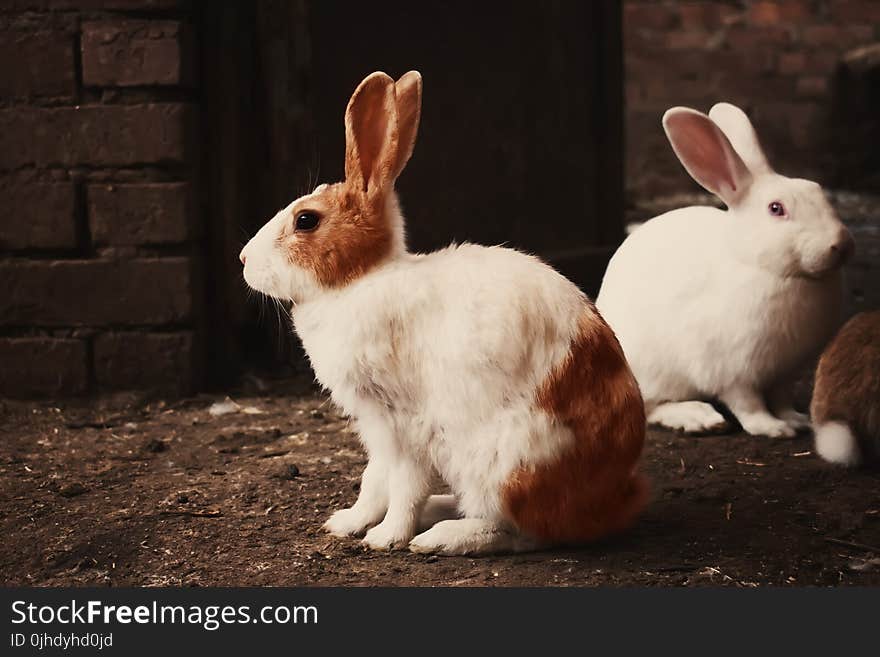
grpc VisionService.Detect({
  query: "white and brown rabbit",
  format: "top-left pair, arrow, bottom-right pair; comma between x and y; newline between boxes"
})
239,71 -> 647,555
811,311 -> 880,466
597,103 -> 854,438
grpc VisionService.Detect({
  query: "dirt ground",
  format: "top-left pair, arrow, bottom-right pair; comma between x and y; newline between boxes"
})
2,381 -> 880,587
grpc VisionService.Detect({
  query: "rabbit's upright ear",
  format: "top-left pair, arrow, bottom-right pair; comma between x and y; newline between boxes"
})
663,107 -> 752,207
344,72 -> 400,198
708,102 -> 771,174
391,71 -> 422,180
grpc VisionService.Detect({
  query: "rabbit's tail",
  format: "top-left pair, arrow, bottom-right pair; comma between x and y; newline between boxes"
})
815,421 -> 861,466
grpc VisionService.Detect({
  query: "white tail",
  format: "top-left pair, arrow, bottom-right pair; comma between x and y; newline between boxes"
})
814,421 -> 861,466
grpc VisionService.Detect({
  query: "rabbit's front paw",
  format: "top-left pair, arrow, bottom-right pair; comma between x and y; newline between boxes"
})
739,414 -> 796,439
323,508 -> 377,538
648,401 -> 728,434
362,521 -> 412,551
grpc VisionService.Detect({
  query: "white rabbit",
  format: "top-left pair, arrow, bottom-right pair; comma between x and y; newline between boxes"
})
239,71 -> 647,555
596,102 -> 854,438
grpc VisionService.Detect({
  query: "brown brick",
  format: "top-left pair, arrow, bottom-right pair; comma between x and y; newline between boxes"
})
830,0 -> 880,22
88,183 -> 190,246
807,50 -> 843,75
82,20 -> 193,87
796,75 -> 830,97
94,331 -> 193,391
45,1 -> 184,8
0,32 -> 75,98
627,49 -> 741,80
0,104 -> 193,170
757,100 -> 824,150
0,181 -> 77,250
749,1 -> 813,26
0,258 -> 192,326
623,2 -> 678,31
802,24 -> 874,47
664,30 -> 711,50
725,25 -> 794,50
715,73 -> 796,102
678,2 -> 741,29
0,337 -> 88,396
778,51 -> 807,74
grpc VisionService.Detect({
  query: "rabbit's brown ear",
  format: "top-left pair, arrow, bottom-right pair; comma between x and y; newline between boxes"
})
663,107 -> 752,207
709,102 -> 772,174
391,71 -> 422,180
344,72 -> 399,198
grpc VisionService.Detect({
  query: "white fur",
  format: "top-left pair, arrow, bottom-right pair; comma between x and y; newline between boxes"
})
409,518 -> 539,556
295,238 -> 588,552
814,421 -> 861,466
242,194 -> 591,554
596,102 -> 851,437
647,401 -> 728,434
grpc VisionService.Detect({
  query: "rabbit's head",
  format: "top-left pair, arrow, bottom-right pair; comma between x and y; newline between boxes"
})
662,102 -> 853,279
240,71 -> 421,302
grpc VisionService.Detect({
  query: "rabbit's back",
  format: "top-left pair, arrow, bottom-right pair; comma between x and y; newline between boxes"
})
294,242 -> 589,423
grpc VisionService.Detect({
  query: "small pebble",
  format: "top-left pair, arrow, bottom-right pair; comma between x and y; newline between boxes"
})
59,483 -> 88,498
144,438 -> 167,453
76,557 -> 96,570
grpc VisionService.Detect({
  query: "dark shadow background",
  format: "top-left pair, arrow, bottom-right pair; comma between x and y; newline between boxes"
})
202,0 -> 623,381
0,0 -> 876,397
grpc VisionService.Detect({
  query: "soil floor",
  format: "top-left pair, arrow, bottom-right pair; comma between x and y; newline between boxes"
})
2,384 -> 880,587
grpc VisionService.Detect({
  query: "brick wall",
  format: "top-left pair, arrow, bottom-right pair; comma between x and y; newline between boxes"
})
625,0 -> 880,199
0,0 -> 199,397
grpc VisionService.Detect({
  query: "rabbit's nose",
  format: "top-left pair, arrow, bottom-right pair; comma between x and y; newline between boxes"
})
830,231 -> 855,264
239,251 -> 247,265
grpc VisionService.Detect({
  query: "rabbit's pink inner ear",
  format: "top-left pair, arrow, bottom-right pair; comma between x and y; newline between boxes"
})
344,72 -> 400,197
663,109 -> 752,206
391,71 -> 422,180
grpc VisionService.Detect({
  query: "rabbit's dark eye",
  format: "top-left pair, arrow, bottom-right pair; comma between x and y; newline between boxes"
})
768,201 -> 786,218
295,211 -> 320,232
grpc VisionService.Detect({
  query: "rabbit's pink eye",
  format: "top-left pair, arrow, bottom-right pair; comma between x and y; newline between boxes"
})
768,201 -> 786,217
295,211 -> 320,231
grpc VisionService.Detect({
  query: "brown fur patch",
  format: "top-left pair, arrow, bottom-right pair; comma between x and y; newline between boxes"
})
280,182 -> 393,288
279,72 -> 421,290
811,310 -> 880,459
502,303 -> 648,544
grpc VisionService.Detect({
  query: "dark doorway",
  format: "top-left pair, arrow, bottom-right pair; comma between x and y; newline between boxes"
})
200,0 -> 623,384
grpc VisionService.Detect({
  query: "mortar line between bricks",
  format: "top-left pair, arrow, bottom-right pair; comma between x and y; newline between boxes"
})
83,331 -> 96,394
0,247 -> 195,257
0,166 -> 192,179
72,15 -> 83,105
0,164 -> 192,176
0,326 -> 197,337
72,179 -> 94,258
0,96 -> 198,109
